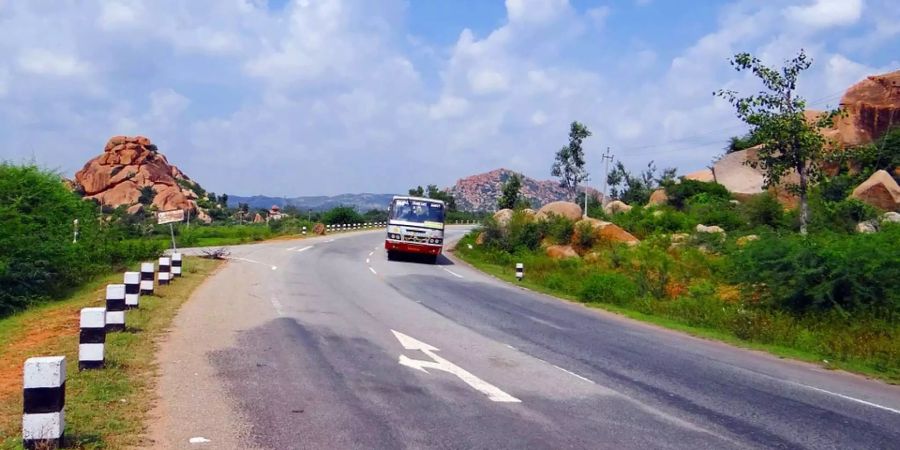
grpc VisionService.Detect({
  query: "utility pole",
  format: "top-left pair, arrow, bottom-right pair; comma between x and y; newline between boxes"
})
600,147 -> 614,207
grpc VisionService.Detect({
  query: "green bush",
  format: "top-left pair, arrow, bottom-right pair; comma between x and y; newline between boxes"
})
665,179 -> 731,210
612,206 -> 692,238
578,272 -> 638,305
731,227 -> 900,320
573,221 -> 596,249
538,214 -> 575,244
740,192 -> 786,230
685,198 -> 744,231
809,196 -> 878,233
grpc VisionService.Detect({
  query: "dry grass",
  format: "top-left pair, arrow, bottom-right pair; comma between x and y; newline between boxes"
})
0,257 -> 222,449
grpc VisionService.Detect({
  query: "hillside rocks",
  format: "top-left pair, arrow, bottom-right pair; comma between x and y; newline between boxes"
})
850,170 -> 900,211
572,218 -> 639,246
449,168 -> 598,211
536,201 -> 583,221
696,224 -> 725,234
604,200 -> 632,215
546,245 -> 579,259
648,189 -> 668,206
493,208 -> 515,226
74,136 -> 201,213
829,70 -> 900,147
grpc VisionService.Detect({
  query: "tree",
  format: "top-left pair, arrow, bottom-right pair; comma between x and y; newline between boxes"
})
408,186 -> 425,197
218,193 -> 229,207
497,173 -> 523,210
321,206 -> 364,225
606,161 -> 675,205
551,121 -> 591,201
408,184 -> 457,211
715,50 -> 839,234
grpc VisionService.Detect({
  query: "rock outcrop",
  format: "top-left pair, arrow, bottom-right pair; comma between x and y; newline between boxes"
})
604,200 -> 632,215
696,224 -> 725,234
448,168 -> 599,211
74,136 -> 202,213
536,201 -> 582,221
648,189 -> 668,206
850,170 -> 900,211
546,245 -> 579,259
493,209 -> 515,227
828,70 -> 900,147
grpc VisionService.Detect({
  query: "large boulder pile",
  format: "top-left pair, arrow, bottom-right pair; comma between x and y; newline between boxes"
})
535,201 -> 582,221
850,170 -> 900,211
828,70 -> 900,147
74,136 -> 202,213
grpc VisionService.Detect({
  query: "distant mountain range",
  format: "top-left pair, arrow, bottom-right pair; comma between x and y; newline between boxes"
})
227,193 -> 397,212
229,168 -> 595,212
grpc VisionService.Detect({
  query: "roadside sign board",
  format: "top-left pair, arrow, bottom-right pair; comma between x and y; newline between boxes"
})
157,209 -> 185,225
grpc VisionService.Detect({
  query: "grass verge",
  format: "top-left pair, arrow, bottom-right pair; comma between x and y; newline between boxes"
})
0,257 -> 223,449
451,238 -> 899,384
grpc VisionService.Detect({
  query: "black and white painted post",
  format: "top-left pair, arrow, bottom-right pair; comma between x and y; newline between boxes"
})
23,356 -> 66,449
124,271 -> 140,308
140,262 -> 155,295
171,253 -> 183,278
105,284 -> 126,332
158,257 -> 172,286
515,263 -> 524,281
78,308 -> 106,370
302,226 -> 307,235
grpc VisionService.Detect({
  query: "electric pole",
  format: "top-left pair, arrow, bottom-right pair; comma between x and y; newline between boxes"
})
600,147 -> 614,207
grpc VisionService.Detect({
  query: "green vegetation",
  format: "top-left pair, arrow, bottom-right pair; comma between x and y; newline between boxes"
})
497,173 -> 529,210
606,161 -> 676,205
0,257 -> 222,449
551,121 -> 591,201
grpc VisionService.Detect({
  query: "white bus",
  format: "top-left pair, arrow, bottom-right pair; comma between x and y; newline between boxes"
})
384,196 -> 445,264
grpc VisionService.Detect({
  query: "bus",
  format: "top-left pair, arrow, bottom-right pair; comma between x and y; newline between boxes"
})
384,196 -> 445,263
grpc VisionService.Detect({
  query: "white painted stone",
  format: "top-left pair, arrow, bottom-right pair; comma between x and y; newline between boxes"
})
79,308 -> 106,329
106,284 -> 125,299
23,356 -> 66,389
23,410 -> 65,439
78,343 -> 104,362
123,271 -> 140,284
106,311 -> 125,325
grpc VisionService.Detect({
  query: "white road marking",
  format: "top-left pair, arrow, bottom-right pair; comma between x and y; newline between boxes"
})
391,330 -> 521,403
442,268 -> 464,278
326,238 -> 335,243
366,258 -> 370,264
552,364 -> 595,385
230,256 -> 277,271
790,382 -> 900,415
271,266 -> 278,271
296,245 -> 314,253
270,297 -> 285,316
189,437 -> 211,444
286,246 -> 297,251
505,344 -> 517,351
369,267 -> 377,275
369,251 -> 374,256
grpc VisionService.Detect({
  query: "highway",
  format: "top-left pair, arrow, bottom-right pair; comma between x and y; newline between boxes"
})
148,227 -> 900,449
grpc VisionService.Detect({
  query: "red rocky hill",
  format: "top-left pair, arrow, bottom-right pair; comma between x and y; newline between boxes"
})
448,168 -> 597,211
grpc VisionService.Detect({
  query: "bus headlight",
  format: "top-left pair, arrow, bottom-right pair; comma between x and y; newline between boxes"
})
387,233 -> 401,240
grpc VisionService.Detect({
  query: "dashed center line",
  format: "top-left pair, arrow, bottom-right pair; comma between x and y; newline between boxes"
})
552,364 -> 596,385
369,267 -> 378,275
286,246 -> 297,251
296,245 -> 314,253
442,268 -> 464,278
366,258 -> 370,264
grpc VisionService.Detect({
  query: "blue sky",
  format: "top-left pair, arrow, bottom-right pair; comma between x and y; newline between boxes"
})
1,0 -> 897,197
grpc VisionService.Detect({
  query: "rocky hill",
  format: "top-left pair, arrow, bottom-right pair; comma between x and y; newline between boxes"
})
74,136 -> 206,217
448,168 -> 594,211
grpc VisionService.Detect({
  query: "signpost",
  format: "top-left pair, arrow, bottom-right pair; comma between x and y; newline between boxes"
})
157,209 -> 185,250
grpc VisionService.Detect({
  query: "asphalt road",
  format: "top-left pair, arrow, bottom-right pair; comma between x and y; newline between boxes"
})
149,227 -> 900,449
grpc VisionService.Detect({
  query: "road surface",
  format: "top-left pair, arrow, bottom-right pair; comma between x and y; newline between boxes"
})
148,227 -> 900,449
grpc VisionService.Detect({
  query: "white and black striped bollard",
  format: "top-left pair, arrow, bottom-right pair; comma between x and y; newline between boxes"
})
515,263 -> 524,281
140,262 -> 155,295
106,284 -> 126,332
23,356 -> 66,449
171,253 -> 183,278
79,308 -> 106,370
302,226 -> 307,235
158,257 -> 171,286
124,271 -> 140,308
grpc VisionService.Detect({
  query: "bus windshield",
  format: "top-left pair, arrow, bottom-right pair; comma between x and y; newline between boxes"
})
390,199 -> 445,224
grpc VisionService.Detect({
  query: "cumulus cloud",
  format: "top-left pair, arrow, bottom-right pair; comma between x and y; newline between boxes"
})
17,49 -> 91,77
784,0 -> 864,29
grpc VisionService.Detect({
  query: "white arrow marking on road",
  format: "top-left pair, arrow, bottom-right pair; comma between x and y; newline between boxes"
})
391,330 -> 521,403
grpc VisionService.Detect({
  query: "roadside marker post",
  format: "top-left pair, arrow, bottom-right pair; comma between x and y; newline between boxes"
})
158,257 -> 172,286
171,253 -> 183,277
302,226 -> 307,235
140,262 -> 155,295
516,263 -> 524,281
123,272 -> 140,308
23,356 -> 66,450
78,308 -> 106,370
105,284 -> 126,332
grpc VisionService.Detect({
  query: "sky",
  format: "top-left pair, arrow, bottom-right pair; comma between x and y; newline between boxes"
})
0,0 -> 898,197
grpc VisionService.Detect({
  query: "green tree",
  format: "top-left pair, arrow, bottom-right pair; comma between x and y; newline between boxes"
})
497,173 -> 523,210
321,206 -> 364,225
551,121 -> 591,201
716,50 -> 839,235
409,184 -> 458,212
606,161 -> 675,205
408,186 -> 425,197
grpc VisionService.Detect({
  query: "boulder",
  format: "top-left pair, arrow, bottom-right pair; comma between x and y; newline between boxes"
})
126,203 -> 144,215
253,213 -> 264,223
670,233 -> 690,243
684,169 -> 714,182
196,209 -> 212,224
536,201 -> 582,221
546,245 -> 579,259
603,200 -> 632,215
598,223 -> 639,245
522,208 -> 537,219
850,170 -> 900,211
313,223 -> 326,235
736,234 -> 759,247
475,232 -> 486,245
74,135 -> 201,213
696,224 -> 725,234
856,220 -> 878,234
493,208 -> 515,227
647,189 -> 668,206
882,211 -> 900,223
830,70 -> 900,147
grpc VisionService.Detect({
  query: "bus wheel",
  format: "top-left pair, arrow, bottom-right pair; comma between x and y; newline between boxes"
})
427,254 -> 438,264
386,250 -> 396,261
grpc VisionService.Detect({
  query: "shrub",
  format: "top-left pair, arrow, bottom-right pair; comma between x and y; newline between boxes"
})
539,214 -> 575,244
731,228 -> 900,320
506,212 -> 542,252
611,206 -> 691,239
573,221 -> 596,250
665,179 -> 731,210
740,192 -> 786,230
809,197 -> 878,233
685,198 -> 744,231
578,272 -> 638,305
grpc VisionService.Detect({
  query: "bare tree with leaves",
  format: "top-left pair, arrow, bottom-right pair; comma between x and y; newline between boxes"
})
552,121 -> 591,201
715,50 -> 839,235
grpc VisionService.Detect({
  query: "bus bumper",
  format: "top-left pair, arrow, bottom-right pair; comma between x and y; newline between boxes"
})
384,241 -> 442,255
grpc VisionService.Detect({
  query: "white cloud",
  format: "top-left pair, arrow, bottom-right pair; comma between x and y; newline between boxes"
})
586,6 -> 611,29
429,95 -> 469,120
784,0 -> 864,29
468,68 -> 509,94
17,48 -> 91,77
505,0 -> 570,26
